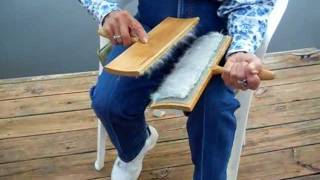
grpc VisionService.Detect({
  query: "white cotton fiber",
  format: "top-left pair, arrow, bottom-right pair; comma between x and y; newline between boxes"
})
151,32 -> 224,101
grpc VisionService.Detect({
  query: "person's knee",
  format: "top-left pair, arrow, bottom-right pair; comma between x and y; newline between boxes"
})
91,86 -> 145,121
91,87 -> 118,120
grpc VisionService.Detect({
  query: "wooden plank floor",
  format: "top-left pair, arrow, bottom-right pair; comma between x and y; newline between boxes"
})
0,48 -> 320,180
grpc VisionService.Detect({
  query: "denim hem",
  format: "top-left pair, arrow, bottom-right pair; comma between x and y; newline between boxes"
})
117,127 -> 148,162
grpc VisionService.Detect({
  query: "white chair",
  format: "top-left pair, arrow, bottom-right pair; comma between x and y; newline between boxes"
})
227,1 -> 288,179
94,1 -> 289,180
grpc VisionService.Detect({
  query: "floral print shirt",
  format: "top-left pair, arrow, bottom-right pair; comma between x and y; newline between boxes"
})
79,0 -> 275,55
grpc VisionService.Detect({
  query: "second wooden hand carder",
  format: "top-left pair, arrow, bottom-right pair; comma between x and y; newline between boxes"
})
98,17 -> 275,112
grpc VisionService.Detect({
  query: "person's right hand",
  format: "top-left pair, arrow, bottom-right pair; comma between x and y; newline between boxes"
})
102,10 -> 148,46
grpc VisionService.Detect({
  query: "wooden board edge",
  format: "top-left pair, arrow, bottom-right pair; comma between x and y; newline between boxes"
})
150,102 -> 192,112
150,36 -> 232,112
0,71 -> 98,85
186,36 -> 232,111
105,17 -> 200,77
137,17 -> 200,75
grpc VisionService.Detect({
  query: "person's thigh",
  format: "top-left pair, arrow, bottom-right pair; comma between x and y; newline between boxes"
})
91,42 -> 178,117
91,42 -> 179,161
187,76 -> 240,180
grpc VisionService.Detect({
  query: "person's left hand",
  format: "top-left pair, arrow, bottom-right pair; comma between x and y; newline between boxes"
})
222,52 -> 262,90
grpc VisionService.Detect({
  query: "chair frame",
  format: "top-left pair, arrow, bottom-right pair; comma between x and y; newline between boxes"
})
94,1 -> 289,179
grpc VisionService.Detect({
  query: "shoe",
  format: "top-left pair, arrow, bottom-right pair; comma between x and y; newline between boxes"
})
111,126 -> 159,180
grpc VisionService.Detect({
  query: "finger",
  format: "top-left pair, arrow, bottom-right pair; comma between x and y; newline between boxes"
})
119,21 -> 131,46
108,16 -> 122,45
236,61 -> 247,80
103,23 -> 116,44
222,61 -> 233,87
113,23 -> 122,45
106,20 -> 118,45
129,31 -> 139,43
237,62 -> 248,90
230,63 -> 242,89
252,55 -> 263,71
130,20 -> 148,43
244,63 -> 257,80
246,74 -> 260,90
247,62 -> 260,74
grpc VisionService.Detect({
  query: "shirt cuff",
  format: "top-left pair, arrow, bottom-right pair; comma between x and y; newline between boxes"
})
226,38 -> 256,57
98,3 -> 121,25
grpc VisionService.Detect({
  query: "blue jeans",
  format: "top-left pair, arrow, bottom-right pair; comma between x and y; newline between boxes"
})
90,0 -> 240,179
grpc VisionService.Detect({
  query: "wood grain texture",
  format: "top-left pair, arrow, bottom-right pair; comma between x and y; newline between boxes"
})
0,71 -> 97,85
0,48 -> 320,180
261,64 -> 320,87
249,98 -> 320,129
0,139 -> 191,179
288,174 -> 320,180
0,92 -> 90,119
106,17 -> 199,76
2,115 -> 320,167
252,80 -> 320,106
243,119 -> 320,156
264,48 -> 320,70
1,142 -> 319,180
0,117 -> 187,163
0,76 -> 96,101
0,109 -> 183,140
238,144 -> 320,180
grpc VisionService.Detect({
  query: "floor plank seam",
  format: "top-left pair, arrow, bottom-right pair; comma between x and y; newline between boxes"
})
2,75 -> 319,102
0,90 -> 91,102
0,72 -> 98,85
241,142 -> 320,157
265,63 -> 320,71
0,116 -> 186,141
252,96 -> 320,108
280,172 -> 320,180
246,117 -> 320,130
0,138 -> 190,165
3,94 -> 319,120
87,163 -> 194,180
0,108 -> 91,120
262,78 -> 320,88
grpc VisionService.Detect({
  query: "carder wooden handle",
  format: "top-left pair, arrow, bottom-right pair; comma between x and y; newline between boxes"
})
212,65 -> 275,80
97,27 -> 139,42
97,27 -> 108,38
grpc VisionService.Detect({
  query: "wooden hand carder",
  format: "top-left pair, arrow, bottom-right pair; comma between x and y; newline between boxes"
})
99,17 -> 275,112
102,17 -> 199,76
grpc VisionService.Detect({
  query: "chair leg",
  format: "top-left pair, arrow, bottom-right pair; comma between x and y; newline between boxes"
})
227,90 -> 253,180
242,129 -> 246,146
95,119 -> 107,171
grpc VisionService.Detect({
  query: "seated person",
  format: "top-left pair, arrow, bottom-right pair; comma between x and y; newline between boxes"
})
79,0 -> 275,179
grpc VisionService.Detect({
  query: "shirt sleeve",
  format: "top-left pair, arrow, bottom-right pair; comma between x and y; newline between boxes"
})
78,0 -> 121,24
217,0 -> 275,56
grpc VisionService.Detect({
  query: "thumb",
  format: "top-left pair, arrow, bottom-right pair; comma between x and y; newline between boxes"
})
247,61 -> 262,75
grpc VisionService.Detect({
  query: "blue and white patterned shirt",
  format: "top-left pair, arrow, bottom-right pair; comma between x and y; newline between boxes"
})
79,0 -> 275,55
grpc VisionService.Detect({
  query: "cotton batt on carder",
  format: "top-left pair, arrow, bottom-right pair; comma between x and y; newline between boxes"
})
98,17 -> 275,112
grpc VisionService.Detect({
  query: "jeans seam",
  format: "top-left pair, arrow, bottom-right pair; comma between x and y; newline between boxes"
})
177,0 -> 183,17
106,76 -> 124,155
200,94 -> 206,180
